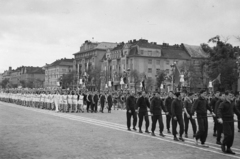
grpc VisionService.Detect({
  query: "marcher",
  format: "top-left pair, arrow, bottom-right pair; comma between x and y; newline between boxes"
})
126,90 -> 137,131
192,89 -> 215,147
150,91 -> 168,137
217,90 -> 240,155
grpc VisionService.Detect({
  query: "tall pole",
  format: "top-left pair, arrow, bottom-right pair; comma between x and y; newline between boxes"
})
77,63 -> 79,91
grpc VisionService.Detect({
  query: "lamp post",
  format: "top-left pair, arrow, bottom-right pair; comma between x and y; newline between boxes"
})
140,81 -> 143,91
170,61 -> 177,91
160,83 -> 163,92
108,80 -> 111,91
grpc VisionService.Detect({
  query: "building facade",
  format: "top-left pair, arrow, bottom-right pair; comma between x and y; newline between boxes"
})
44,58 -> 73,88
73,40 -> 117,90
101,39 -> 208,92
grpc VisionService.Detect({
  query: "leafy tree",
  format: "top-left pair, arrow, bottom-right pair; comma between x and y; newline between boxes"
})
61,72 -> 75,89
145,77 -> 154,92
19,80 -> 26,88
155,71 -> 166,91
1,78 -> 10,88
202,36 -> 240,92
129,69 -> 141,93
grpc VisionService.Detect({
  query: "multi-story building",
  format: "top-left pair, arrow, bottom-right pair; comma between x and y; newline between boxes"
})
44,58 -> 73,88
1,66 -> 45,88
0,73 -> 3,83
73,40 -> 117,90
101,39 -> 208,92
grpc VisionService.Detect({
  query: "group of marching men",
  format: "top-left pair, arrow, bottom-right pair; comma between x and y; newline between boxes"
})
0,89 -> 128,113
126,89 -> 240,155
0,88 -> 240,154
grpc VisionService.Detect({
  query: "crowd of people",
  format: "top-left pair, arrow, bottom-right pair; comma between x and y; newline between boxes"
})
0,88 -> 240,155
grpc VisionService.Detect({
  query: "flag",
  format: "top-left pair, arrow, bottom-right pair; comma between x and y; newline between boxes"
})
173,65 -> 180,85
212,74 -> 221,84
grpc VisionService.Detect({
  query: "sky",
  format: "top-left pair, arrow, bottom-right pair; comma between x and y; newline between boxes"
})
0,0 -> 240,73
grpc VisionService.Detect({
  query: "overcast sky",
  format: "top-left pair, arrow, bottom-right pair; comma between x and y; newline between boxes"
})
0,0 -> 240,73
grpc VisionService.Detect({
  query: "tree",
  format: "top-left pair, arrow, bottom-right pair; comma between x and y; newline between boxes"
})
129,69 -> 141,93
61,72 -> 75,89
145,77 -> 154,92
202,36 -> 240,92
155,71 -> 166,91
19,80 -> 26,88
1,78 -> 10,88
88,67 -> 101,91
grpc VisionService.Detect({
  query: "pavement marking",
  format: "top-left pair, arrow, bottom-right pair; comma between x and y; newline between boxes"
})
1,102 -> 240,159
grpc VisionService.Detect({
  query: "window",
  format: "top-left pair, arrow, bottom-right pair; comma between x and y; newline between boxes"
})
148,59 -> 152,64
166,60 -> 169,65
148,68 -> 152,73
156,60 -> 160,65
156,69 -> 160,73
148,50 -> 152,56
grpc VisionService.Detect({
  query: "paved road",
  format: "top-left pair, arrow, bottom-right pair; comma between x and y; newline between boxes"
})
1,102 -> 240,159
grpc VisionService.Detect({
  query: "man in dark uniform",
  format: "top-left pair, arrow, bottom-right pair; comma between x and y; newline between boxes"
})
235,93 -> 240,132
164,91 -> 174,133
171,92 -> 184,141
183,92 -> 197,138
150,91 -> 168,137
107,92 -> 113,113
210,91 -> 220,137
100,92 -> 106,113
86,91 -> 93,113
126,90 -> 137,131
192,89 -> 215,147
214,93 -> 225,145
137,91 -> 150,133
93,91 -> 99,113
217,90 -> 240,154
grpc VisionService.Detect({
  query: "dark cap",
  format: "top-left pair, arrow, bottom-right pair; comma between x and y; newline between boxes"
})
175,92 -> 181,97
199,89 -> 206,94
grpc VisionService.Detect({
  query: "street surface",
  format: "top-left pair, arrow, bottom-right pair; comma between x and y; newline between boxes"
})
1,101 -> 240,159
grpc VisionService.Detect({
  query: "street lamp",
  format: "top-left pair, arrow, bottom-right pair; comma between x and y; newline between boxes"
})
105,83 -> 108,89
208,81 -> 213,93
170,61 -> 177,91
140,81 -> 142,91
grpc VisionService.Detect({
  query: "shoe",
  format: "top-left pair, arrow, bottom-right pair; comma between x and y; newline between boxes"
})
179,137 -> 185,142
216,141 -> 222,145
185,134 -> 188,138
167,129 -> 171,134
201,144 -> 209,148
127,128 -> 131,131
213,133 -> 217,137
159,133 -> 165,137
193,134 -> 196,138
133,127 -> 137,131
226,149 -> 236,155
238,129 -> 240,132
145,130 -> 150,133
151,132 -> 156,136
139,130 -> 143,133
221,144 -> 226,153
174,137 -> 179,141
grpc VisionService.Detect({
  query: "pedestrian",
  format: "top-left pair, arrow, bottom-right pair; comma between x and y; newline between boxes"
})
192,89 -> 215,147
210,91 -> 220,137
150,91 -> 168,137
171,92 -> 185,141
217,90 -> 240,154
126,90 -> 137,131
183,92 -> 197,138
164,91 -> 174,133
136,91 -> 150,133
107,92 -> 113,113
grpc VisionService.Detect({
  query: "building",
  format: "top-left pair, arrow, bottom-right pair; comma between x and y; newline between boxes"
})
73,40 -> 117,90
0,73 -> 3,83
44,58 -> 73,88
1,66 -> 45,88
183,44 -> 210,91
101,39 -> 208,92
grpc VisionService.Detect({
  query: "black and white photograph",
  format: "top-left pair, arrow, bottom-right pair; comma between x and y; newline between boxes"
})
0,0 -> 240,158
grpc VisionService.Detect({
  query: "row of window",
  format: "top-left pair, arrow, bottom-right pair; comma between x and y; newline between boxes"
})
148,59 -> 170,65
75,52 -> 97,59
148,68 -> 170,74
